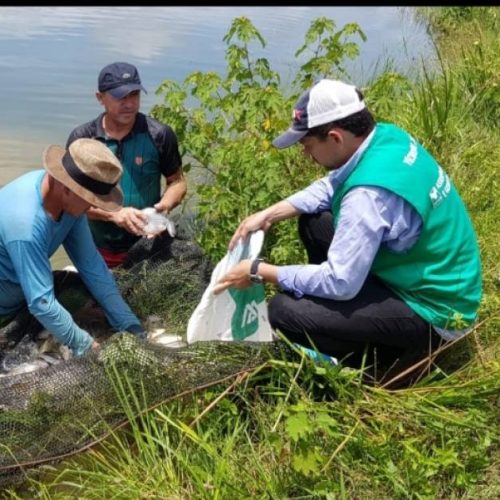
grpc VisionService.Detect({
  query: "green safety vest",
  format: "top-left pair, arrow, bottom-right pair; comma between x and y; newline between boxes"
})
331,123 -> 482,329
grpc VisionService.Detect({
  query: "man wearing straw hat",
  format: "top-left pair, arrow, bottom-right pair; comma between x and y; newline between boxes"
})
0,138 -> 145,357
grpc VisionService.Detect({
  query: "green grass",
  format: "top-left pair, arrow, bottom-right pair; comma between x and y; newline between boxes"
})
12,352 -> 499,498
3,7 -> 499,499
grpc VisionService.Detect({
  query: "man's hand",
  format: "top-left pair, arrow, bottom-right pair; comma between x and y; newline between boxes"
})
126,323 -> 147,340
228,211 -> 273,250
212,259 -> 253,295
91,340 -> 101,352
110,207 -> 147,236
153,201 -> 170,215
154,170 -> 187,216
228,201 -> 300,250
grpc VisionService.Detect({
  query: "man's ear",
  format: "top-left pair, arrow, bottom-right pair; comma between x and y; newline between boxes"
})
96,91 -> 104,105
327,128 -> 344,144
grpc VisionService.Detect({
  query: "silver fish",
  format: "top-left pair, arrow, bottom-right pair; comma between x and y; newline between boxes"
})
147,328 -> 186,348
1,336 -> 38,372
38,353 -> 63,366
0,358 -> 50,377
0,332 -> 71,378
141,208 -> 176,237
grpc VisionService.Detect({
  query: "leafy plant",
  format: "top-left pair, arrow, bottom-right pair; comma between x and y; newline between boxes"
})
11,9 -> 498,499
151,16 -> 366,263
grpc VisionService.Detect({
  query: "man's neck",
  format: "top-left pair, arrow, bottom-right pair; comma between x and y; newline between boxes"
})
102,114 -> 135,141
41,174 -> 63,221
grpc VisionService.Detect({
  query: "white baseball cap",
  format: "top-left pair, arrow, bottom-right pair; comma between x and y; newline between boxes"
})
273,79 -> 366,149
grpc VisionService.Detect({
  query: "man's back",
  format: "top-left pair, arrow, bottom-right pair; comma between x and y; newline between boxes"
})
0,170 -> 49,282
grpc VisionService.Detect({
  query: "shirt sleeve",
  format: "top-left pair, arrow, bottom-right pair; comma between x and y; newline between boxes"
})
65,129 -> 79,149
286,175 -> 334,214
63,216 -> 142,331
277,187 -> 420,300
66,122 -> 93,148
158,125 -> 182,178
6,239 -> 93,356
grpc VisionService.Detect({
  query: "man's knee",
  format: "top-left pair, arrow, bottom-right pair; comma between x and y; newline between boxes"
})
297,213 -> 310,238
268,293 -> 297,331
298,211 -> 332,236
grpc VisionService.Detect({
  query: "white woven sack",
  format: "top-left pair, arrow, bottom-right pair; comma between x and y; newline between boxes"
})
187,230 -> 274,343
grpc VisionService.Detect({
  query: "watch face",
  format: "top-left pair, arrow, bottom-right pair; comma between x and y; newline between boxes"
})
249,274 -> 264,284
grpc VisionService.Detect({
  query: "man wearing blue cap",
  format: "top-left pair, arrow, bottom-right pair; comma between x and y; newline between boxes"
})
213,79 -> 482,387
67,62 -> 187,268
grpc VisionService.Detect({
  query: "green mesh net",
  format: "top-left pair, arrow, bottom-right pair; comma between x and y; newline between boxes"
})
0,334 -> 291,487
0,235 -> 291,488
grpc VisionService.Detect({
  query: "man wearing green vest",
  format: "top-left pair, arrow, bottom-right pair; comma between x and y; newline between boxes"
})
213,79 -> 482,387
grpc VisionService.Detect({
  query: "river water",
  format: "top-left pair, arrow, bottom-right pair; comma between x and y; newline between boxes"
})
0,6 -> 433,267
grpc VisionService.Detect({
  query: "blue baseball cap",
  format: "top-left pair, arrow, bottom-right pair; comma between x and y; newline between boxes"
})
98,62 -> 147,99
273,79 -> 365,149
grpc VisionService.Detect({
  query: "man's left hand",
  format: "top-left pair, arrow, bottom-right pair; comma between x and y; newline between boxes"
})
126,324 -> 147,339
213,259 -> 252,295
153,201 -> 170,215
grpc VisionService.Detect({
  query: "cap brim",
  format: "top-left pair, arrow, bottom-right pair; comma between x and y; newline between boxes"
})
43,145 -> 123,212
272,128 -> 308,149
107,83 -> 147,99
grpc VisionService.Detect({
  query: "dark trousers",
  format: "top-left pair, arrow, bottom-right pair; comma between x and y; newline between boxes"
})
268,212 -> 444,385
0,271 -> 90,349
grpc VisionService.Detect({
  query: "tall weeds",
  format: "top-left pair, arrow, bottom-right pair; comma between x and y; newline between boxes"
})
6,7 -> 499,499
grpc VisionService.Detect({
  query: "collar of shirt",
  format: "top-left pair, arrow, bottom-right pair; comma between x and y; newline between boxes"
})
95,112 -> 144,141
328,126 -> 376,191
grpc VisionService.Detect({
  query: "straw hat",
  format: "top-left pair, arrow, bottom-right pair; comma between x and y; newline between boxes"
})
43,138 -> 123,211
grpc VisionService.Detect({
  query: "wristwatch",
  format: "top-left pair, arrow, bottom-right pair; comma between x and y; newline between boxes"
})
249,258 -> 264,284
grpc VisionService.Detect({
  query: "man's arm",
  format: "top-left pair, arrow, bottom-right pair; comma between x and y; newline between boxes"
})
7,240 -> 95,356
213,188 -> 382,298
85,170 -> 187,237
227,174 -> 335,250
154,170 -> 187,214
63,216 -> 144,333
86,206 -> 147,237
215,187 -> 422,300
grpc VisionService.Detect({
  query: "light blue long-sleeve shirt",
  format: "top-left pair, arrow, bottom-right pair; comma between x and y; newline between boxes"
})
277,128 -> 464,340
0,170 -> 142,355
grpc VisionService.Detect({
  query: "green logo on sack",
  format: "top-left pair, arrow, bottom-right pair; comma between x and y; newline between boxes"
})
228,285 -> 266,340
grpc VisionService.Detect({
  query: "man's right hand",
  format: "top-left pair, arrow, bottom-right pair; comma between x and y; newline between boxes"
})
228,209 -> 273,250
228,201 -> 300,250
110,207 -> 147,236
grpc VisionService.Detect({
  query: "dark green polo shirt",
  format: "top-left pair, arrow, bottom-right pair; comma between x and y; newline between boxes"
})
67,112 -> 181,252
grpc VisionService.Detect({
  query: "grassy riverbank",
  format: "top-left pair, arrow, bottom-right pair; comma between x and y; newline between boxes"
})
6,7 -> 499,498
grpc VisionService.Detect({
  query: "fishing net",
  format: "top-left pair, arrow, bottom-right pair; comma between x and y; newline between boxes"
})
0,335 -> 290,488
0,230 -> 291,488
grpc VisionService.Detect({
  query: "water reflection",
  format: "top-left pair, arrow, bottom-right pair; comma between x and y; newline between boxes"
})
0,7 -> 433,267
0,7 -> 433,176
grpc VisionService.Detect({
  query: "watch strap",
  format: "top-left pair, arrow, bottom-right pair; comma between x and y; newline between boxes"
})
250,258 -> 262,276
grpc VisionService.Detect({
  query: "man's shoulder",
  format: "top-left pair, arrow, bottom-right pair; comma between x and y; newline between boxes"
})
142,114 -> 176,139
67,115 -> 102,145
0,171 -> 46,240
